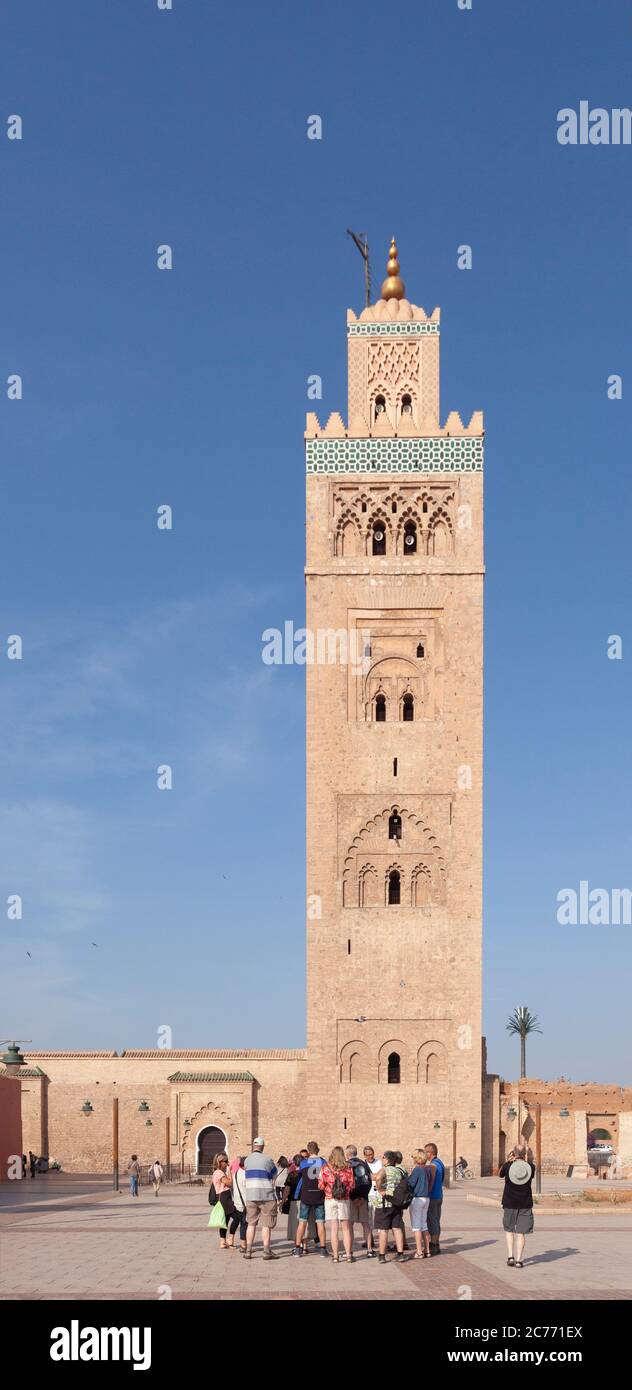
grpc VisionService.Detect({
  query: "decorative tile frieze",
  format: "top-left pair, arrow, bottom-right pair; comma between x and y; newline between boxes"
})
306,437 -> 483,473
348,322 -> 440,337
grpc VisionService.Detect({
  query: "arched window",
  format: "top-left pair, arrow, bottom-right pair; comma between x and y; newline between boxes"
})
388,869 -> 401,905
372,522 -> 386,556
387,1051 -> 401,1084
388,811 -> 402,840
402,693 -> 414,722
422,501 -> 428,514
361,501 -> 367,512
400,394 -> 412,416
403,520 -> 417,554
416,643 -> 425,658
374,394 -> 386,420
374,693 -> 386,722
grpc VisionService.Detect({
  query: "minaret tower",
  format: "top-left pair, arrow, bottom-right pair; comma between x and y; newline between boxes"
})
304,240 -> 485,1165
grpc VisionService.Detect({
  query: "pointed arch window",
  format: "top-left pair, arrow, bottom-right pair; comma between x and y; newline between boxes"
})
387,1051 -> 401,1083
416,643 -> 425,659
402,693 -> 414,722
374,394 -> 386,420
403,520 -> 417,554
400,394 -> 412,416
374,693 -> 386,723
372,522 -> 386,556
388,869 -> 401,905
388,811 -> 402,841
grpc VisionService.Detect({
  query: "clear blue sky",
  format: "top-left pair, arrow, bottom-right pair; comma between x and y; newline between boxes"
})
1,0 -> 630,1084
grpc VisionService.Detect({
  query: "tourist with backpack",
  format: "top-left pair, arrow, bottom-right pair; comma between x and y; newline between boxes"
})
293,1140 -> 328,1258
318,1145 -> 355,1262
371,1150 -> 411,1263
407,1149 -> 435,1258
345,1144 -> 375,1256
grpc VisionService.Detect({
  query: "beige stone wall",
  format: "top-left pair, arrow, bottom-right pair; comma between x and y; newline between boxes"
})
495,1081 -> 632,1177
15,1053 -> 309,1173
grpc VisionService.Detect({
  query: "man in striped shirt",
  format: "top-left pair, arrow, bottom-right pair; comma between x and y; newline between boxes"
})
243,1138 -> 280,1260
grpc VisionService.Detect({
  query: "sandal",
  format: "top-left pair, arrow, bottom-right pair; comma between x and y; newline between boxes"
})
515,1261 -> 524,1268
507,1257 -> 515,1267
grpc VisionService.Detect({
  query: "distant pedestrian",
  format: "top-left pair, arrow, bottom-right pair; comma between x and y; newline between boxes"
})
500,1146 -> 535,1269
425,1142 -> 445,1255
29,1151 -> 37,1180
243,1138 -> 279,1261
294,1141 -> 327,1259
127,1154 -> 141,1197
345,1144 -> 374,1256
149,1159 -> 163,1196
21,1154 -> 27,1180
407,1150 -> 435,1258
318,1145 -> 355,1262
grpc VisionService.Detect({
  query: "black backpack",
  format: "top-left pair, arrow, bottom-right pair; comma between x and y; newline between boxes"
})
332,1171 -> 348,1200
350,1160 -> 372,1201
391,1174 -> 413,1210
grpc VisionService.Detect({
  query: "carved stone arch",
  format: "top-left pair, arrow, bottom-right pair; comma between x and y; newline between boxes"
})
385,861 -> 403,905
427,506 -> 453,557
182,1098 -> 239,1166
378,1038 -> 408,1084
335,508 -> 362,557
417,1040 -> 448,1084
342,805 -> 447,906
358,861 -> 380,907
411,862 -> 432,906
395,505 -> 423,556
365,508 -> 392,556
340,1038 -> 372,1083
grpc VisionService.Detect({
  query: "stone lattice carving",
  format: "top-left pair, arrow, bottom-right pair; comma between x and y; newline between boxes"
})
342,805 -> 446,907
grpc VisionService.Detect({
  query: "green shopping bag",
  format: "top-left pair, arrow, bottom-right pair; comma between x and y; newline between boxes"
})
208,1200 -> 226,1229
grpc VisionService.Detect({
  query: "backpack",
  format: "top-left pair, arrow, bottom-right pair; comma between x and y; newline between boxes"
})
391,1175 -> 413,1210
350,1160 -> 372,1201
331,1171 -> 348,1200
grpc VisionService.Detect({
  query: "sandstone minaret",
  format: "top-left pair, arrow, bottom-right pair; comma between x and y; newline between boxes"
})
305,240 -> 485,1166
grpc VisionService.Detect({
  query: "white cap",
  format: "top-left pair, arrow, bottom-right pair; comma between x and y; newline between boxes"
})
253,1137 -> 265,1147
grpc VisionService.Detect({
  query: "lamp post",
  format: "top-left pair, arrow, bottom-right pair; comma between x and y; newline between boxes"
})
112,1097 -> 119,1193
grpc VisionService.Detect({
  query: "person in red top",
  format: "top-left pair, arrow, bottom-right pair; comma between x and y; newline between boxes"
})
318,1146 -> 355,1263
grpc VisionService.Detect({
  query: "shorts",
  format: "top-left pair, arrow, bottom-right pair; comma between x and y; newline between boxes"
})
373,1204 -> 404,1232
349,1196 -> 369,1225
245,1199 -> 278,1230
299,1201 -> 325,1223
325,1198 -> 351,1221
409,1195 -> 429,1232
427,1197 -> 442,1237
503,1207 -> 534,1234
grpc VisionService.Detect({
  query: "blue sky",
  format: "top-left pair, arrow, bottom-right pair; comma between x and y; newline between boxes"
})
1,0 -> 630,1083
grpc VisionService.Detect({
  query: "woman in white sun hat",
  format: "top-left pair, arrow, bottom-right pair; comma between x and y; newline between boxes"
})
499,1145 -> 536,1268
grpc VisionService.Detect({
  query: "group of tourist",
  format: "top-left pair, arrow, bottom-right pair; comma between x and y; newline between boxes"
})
207,1137 -> 447,1262
207,1138 -> 536,1268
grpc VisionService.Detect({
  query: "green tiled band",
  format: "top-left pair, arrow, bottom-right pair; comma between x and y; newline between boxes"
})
347,322 -> 440,336
306,437 -> 483,473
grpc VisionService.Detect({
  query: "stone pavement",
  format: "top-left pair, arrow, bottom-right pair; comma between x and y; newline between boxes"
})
1,1175 -> 631,1300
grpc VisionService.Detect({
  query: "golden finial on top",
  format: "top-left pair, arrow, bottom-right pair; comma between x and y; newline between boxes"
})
380,236 -> 405,301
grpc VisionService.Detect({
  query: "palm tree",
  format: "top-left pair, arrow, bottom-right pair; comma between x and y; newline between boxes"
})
506,1006 -> 542,1078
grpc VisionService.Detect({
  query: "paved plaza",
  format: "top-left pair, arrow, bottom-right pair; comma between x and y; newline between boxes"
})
1,1174 -> 631,1300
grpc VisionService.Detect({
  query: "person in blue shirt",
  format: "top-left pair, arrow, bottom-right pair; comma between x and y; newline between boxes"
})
293,1141 -> 328,1258
407,1150 -> 436,1258
424,1142 -> 445,1255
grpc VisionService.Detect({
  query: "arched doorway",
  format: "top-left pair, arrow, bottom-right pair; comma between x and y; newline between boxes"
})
196,1124 -> 228,1175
